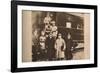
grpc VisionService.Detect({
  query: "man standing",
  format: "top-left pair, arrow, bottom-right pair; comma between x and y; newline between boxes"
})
65,33 -> 73,60
43,12 -> 52,25
39,31 -> 46,61
55,33 -> 66,60
46,33 -> 55,61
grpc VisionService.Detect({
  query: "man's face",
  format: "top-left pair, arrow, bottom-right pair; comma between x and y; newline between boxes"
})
41,31 -> 45,36
49,33 -> 52,37
52,23 -> 55,26
47,14 -> 50,17
58,35 -> 61,39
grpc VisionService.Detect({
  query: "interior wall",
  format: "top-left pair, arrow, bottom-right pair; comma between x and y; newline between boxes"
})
84,14 -> 90,59
22,11 -> 32,62
22,11 -> 40,62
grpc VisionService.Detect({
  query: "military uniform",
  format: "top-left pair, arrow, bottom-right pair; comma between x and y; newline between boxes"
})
39,36 -> 46,61
55,38 -> 66,59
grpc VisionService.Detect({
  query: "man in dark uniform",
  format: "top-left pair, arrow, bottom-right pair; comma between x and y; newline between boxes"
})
39,31 -> 47,61
65,33 -> 73,60
46,33 -> 56,61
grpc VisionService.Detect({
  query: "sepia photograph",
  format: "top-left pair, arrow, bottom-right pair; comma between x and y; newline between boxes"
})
22,11 -> 90,62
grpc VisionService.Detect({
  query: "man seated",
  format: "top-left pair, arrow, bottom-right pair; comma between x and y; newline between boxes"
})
51,21 -> 58,39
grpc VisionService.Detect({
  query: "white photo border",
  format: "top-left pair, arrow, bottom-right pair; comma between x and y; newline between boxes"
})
17,5 -> 94,68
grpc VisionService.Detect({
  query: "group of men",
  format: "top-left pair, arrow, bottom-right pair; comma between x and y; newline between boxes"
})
32,13 -> 73,61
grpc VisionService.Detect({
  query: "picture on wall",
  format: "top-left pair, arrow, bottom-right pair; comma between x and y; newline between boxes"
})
11,1 -> 97,72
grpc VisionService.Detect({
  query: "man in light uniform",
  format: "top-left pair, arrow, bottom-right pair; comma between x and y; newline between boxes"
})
43,12 -> 52,25
55,33 -> 66,60
51,21 -> 58,39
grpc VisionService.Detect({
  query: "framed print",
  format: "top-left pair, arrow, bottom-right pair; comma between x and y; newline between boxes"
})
11,1 -> 97,72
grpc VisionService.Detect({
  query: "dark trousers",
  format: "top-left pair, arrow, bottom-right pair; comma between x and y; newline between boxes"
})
65,49 -> 73,60
47,49 -> 55,61
39,49 -> 47,61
